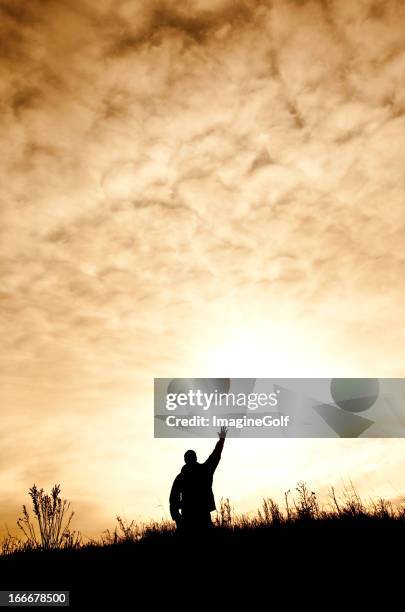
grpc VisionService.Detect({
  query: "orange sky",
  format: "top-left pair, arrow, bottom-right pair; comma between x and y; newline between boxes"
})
1,0 -> 405,538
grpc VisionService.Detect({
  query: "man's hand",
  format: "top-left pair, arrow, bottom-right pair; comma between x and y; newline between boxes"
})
218,426 -> 228,440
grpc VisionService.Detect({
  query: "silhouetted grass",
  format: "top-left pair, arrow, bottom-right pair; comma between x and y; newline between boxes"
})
1,481 -> 404,558
16,484 -> 81,551
1,482 -> 403,606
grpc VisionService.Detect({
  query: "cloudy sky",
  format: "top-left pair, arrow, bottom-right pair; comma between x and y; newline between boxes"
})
1,0 -> 405,537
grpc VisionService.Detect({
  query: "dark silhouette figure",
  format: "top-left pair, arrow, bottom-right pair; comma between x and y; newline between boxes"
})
169,426 -> 228,531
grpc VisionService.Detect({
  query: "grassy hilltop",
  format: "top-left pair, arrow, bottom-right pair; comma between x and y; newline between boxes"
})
1,482 -> 403,605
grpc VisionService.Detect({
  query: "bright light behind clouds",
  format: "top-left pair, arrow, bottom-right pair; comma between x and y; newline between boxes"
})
1,0 -> 405,536
198,320 -> 343,377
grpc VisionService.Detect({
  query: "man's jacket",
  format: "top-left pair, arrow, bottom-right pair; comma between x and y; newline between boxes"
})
169,438 -> 224,522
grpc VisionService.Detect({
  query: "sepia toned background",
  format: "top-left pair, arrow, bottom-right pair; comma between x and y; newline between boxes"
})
1,0 -> 405,537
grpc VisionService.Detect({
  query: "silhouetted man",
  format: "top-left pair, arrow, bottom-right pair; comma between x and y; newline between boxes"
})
170,426 -> 228,532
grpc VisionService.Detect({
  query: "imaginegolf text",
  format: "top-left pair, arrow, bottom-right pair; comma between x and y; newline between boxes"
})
166,415 -> 291,429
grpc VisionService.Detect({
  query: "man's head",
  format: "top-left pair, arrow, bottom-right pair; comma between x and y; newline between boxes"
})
184,449 -> 197,465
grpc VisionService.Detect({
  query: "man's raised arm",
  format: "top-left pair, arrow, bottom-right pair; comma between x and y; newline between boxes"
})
204,426 -> 228,473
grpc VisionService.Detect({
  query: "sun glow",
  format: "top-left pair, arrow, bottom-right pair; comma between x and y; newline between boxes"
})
197,321 -> 340,378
